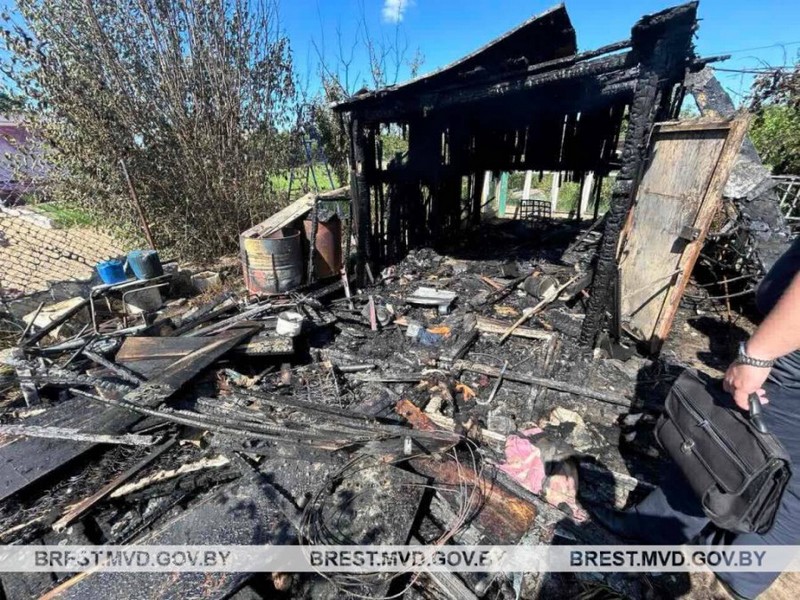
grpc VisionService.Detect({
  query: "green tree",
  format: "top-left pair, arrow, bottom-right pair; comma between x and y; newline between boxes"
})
749,105 -> 800,175
1,0 -> 296,260
749,60 -> 800,175
0,91 -> 21,113
310,11 -> 424,186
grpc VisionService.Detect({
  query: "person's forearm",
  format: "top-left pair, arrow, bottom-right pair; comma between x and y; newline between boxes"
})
747,271 -> 800,361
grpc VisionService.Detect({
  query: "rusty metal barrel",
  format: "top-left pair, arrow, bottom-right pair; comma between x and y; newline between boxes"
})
241,227 -> 303,294
303,214 -> 343,279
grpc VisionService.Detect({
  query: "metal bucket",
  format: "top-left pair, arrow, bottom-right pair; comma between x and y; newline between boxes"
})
241,227 -> 303,294
303,215 -> 343,279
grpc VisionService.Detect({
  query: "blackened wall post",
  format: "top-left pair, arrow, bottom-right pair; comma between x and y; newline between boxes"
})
580,3 -> 698,346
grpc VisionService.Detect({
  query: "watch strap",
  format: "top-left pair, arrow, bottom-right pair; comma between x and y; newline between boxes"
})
736,342 -> 775,368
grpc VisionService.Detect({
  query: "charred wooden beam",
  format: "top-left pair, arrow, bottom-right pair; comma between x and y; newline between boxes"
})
419,52 -> 631,115
452,359 -> 633,407
22,297 -> 90,347
349,113 -> 373,284
82,350 -> 146,385
184,302 -> 281,337
581,2 -> 698,346
334,36 -> 632,115
351,52 -> 634,123
52,438 -> 177,531
0,425 -> 158,446
168,294 -> 237,336
123,327 -> 259,408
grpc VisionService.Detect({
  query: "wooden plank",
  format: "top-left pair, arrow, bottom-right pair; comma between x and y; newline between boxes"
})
123,328 -> 259,407
618,117 -> 746,348
22,298 -> 90,347
116,336 -> 209,362
51,439 -> 177,532
395,315 -> 552,340
116,334 -> 293,379
453,359 -> 632,407
651,116 -> 750,350
239,186 -> 349,239
0,313 -> 248,502
656,120 -> 733,133
397,400 -> 536,542
0,425 -> 157,447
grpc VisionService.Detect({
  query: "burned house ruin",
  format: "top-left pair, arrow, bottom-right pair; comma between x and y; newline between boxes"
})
2,3 -> 798,600
334,2 -> 778,351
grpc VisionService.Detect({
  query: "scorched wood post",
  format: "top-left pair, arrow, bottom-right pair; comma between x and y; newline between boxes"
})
349,113 -> 374,284
579,3 -> 698,346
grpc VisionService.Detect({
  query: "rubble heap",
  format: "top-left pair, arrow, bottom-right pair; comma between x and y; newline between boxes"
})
0,220 -> 718,600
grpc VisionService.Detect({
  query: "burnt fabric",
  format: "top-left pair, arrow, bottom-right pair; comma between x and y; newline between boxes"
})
498,428 -> 587,521
632,381 -> 800,599
756,237 -> 800,390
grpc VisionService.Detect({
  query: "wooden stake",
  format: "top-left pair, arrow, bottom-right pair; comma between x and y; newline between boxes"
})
498,274 -> 580,344
52,438 -> 176,532
119,158 -> 157,251
17,302 -> 44,344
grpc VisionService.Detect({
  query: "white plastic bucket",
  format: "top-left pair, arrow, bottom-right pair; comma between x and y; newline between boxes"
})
191,271 -> 222,293
276,311 -> 304,337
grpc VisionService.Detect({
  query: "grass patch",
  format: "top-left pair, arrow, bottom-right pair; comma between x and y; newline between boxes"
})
503,171 -> 614,216
32,202 -> 98,228
271,164 -> 341,198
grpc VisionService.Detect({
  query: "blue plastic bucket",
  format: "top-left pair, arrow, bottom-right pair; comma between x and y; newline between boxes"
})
127,250 -> 164,280
96,259 -> 127,284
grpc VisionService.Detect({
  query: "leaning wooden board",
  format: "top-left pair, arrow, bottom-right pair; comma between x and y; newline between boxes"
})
618,116 -> 749,352
239,186 -> 349,239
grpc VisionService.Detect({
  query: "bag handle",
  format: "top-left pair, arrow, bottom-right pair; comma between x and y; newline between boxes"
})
749,394 -> 768,434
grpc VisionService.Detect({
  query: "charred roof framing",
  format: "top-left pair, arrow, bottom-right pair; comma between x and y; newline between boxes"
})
333,2 -> 702,346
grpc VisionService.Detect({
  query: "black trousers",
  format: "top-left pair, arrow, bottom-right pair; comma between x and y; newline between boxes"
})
629,381 -> 800,598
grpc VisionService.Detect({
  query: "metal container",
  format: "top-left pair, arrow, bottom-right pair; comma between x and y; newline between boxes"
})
524,275 -> 558,300
303,215 -> 342,279
241,227 -> 303,294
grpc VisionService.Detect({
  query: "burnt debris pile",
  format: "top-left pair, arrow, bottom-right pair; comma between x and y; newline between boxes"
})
0,214 -> 699,600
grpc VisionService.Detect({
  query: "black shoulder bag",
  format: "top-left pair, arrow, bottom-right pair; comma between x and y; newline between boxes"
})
655,368 -> 791,534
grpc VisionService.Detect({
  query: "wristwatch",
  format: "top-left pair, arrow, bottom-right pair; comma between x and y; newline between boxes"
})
735,342 -> 775,368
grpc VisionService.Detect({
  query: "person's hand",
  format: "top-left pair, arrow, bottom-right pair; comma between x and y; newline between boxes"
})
723,362 -> 770,411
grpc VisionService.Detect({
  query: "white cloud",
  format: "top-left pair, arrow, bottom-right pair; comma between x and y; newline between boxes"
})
382,0 -> 412,23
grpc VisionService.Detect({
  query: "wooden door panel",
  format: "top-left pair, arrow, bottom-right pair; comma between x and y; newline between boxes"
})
618,117 -> 749,351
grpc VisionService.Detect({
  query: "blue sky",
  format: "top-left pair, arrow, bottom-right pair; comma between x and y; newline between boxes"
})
1,0 -> 796,105
281,0 -> 800,105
